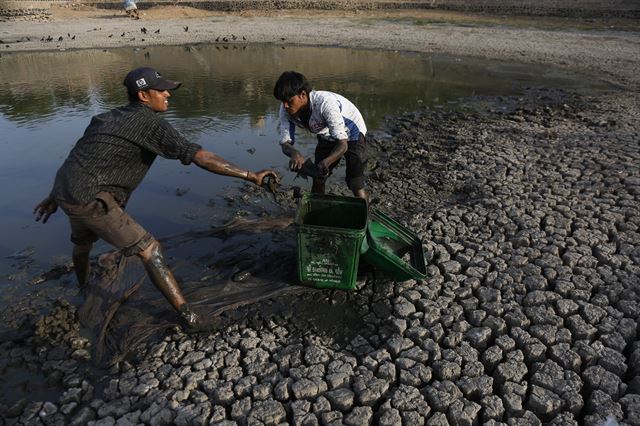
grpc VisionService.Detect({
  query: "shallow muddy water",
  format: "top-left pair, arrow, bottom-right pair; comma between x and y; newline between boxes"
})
0,43 -> 609,296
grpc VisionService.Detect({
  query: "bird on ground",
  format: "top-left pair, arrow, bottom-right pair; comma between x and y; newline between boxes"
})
141,27 -> 147,34
144,51 -> 150,58
40,36 -> 44,41
222,37 -> 228,42
154,29 -> 160,34
121,32 -> 125,37
46,36 -> 53,42
58,36 -> 63,42
67,33 -> 70,38
72,35 -> 76,40
231,34 -> 237,40
215,36 -> 220,42
242,36 -> 246,40
183,26 -> 189,32
108,34 -> 113,38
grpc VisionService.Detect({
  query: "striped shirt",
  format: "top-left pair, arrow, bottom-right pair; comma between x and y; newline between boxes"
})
52,102 -> 201,205
278,90 -> 367,145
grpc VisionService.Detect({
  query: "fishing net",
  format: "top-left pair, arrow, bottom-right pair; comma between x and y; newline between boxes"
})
78,216 -> 305,366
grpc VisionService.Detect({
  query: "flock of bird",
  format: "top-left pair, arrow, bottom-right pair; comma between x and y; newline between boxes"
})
35,27 -> 253,45
39,33 -> 75,42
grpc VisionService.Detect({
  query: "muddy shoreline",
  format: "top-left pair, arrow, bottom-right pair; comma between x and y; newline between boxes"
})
2,7 -> 639,91
1,7 -> 640,425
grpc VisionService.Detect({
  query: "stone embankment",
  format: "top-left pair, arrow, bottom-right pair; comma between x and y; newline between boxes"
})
1,87 -> 639,425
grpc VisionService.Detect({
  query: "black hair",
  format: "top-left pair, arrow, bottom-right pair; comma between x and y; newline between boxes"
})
127,88 -> 141,103
273,71 -> 312,102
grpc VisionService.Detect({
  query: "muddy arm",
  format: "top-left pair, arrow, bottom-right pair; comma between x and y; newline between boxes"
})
317,139 -> 348,173
281,142 -> 305,171
192,149 -> 277,187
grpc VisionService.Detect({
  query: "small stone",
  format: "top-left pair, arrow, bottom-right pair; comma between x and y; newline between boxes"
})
447,398 -> 481,425
466,327 -> 492,350
526,385 -> 563,418
246,400 -> 287,425
324,388 -> 355,412
377,407 -> 402,426
344,406 -> 373,426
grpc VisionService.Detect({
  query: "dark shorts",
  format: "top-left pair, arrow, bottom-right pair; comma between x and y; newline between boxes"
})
315,134 -> 368,191
59,192 -> 152,256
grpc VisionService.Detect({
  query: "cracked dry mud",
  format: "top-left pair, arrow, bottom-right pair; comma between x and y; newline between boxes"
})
1,85 -> 639,425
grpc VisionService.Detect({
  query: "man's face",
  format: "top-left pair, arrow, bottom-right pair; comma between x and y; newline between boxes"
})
139,88 -> 171,112
282,91 -> 308,117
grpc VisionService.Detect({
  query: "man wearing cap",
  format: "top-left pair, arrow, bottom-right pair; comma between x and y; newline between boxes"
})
33,67 -> 278,332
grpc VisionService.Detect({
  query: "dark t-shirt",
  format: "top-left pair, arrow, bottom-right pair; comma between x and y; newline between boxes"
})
52,102 -> 201,205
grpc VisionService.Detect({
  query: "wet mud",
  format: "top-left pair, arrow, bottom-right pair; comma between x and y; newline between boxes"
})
1,87 -> 639,425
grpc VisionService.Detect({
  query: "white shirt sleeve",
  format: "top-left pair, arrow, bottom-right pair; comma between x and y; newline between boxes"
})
319,96 -> 349,141
278,105 -> 294,145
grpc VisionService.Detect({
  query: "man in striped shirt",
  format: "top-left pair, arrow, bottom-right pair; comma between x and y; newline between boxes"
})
274,71 -> 368,200
33,67 -> 278,332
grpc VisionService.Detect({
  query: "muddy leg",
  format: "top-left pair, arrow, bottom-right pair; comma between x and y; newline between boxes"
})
138,239 -> 223,332
352,188 -> 367,200
312,178 -> 326,194
137,239 -> 187,312
72,243 -> 92,288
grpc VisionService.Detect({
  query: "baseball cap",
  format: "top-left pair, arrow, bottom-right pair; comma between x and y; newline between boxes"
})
123,67 -> 181,93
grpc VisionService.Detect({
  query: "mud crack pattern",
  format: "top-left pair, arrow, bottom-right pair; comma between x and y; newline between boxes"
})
1,88 -> 639,425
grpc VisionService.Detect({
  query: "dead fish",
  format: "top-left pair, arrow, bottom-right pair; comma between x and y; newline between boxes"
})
175,187 -> 190,197
296,158 -> 328,180
232,270 -> 252,282
28,263 -> 74,285
7,247 -> 34,260
263,176 -> 280,202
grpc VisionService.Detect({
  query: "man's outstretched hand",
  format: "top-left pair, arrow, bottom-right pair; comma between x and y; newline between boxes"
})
248,170 -> 280,187
34,196 -> 58,224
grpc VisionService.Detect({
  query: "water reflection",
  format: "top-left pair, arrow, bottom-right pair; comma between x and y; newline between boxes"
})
0,45 -> 599,128
0,44 -> 606,282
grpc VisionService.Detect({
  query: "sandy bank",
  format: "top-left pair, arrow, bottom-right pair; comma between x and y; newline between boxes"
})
1,7 -> 639,90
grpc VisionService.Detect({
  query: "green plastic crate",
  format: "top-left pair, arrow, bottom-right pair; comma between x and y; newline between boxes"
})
295,193 -> 368,290
361,209 -> 427,281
